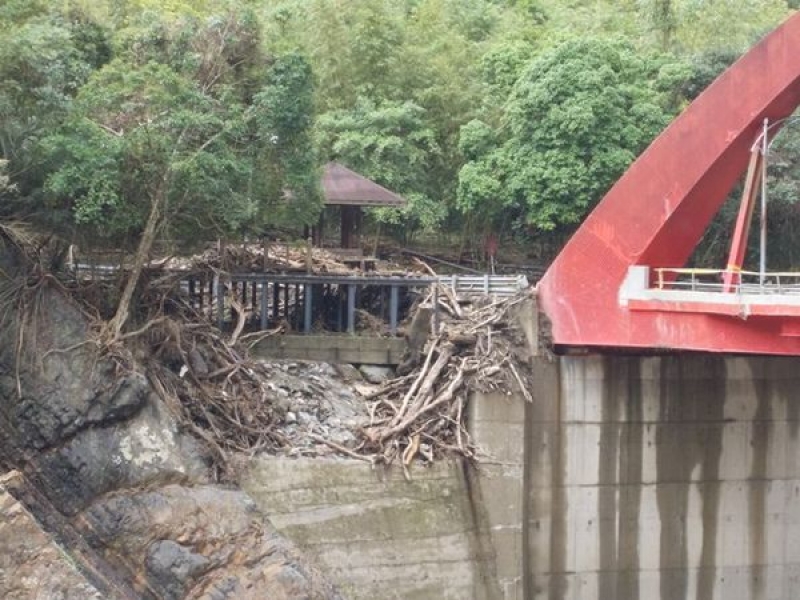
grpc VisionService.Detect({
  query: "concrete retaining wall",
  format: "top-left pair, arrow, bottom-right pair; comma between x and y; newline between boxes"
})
243,458 -> 500,600
254,335 -> 406,365
245,353 -> 800,600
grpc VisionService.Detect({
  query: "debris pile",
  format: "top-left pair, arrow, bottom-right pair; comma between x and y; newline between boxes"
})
160,242 -> 407,275
3,226 -> 537,481
355,287 -> 533,473
62,232 -> 534,475
143,317 -> 287,468
137,283 -> 533,477
129,288 -> 372,475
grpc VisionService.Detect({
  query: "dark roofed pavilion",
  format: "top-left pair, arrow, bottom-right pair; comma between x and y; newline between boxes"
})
318,162 -> 407,250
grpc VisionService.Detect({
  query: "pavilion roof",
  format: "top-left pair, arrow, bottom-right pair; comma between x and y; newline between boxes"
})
322,162 -> 407,207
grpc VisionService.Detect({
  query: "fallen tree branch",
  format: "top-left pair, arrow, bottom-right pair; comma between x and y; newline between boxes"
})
356,291 -> 533,463
308,432 -> 375,463
227,292 -> 246,347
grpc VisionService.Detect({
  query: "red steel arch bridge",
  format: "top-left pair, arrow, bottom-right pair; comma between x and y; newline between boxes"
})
537,12 -> 800,356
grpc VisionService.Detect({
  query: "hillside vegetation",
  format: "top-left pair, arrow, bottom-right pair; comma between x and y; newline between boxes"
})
0,0 -> 796,266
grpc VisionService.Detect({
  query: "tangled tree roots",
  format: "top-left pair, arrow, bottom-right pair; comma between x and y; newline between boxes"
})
114,271 -> 290,478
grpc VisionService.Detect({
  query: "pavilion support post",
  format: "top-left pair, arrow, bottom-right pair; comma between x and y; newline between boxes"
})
354,206 -> 363,250
389,285 -> 399,335
341,206 -> 355,249
347,284 -> 356,333
304,283 -> 313,333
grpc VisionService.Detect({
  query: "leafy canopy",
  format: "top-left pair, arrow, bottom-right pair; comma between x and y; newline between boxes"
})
35,9 -> 320,248
458,38 -> 689,232
317,98 -> 444,234
1,0 -> 797,258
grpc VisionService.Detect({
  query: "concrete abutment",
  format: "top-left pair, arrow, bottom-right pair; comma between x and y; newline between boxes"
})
244,326 -> 800,599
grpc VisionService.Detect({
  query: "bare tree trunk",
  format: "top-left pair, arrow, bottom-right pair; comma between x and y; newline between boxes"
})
104,123 -> 229,343
107,185 -> 165,341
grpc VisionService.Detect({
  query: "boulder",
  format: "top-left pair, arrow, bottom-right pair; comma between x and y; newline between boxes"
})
358,365 -> 395,384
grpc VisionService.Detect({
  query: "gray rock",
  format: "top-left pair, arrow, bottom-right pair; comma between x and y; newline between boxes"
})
275,395 -> 291,415
0,480 -> 103,600
0,244 -> 344,600
146,540 -> 210,599
187,348 -> 209,378
83,485 -> 343,600
358,365 -> 395,384
333,363 -> 363,381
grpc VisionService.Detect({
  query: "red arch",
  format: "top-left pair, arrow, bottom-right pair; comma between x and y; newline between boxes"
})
537,13 -> 800,355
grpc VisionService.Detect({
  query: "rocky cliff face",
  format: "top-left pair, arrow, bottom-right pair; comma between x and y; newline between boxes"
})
0,472 -> 103,600
0,245 -> 342,600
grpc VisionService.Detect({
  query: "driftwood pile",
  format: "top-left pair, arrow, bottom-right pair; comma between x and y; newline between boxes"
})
162,242 -> 364,274
355,286 -> 533,474
138,277 -> 535,473
68,239 -> 535,475
137,281 -> 534,477
145,321 -> 286,461
108,285 -> 289,480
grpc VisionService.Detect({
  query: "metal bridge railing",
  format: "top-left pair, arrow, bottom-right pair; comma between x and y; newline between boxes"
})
652,268 -> 800,294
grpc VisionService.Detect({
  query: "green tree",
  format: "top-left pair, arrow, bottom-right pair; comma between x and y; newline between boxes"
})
275,0 -> 407,113
37,10 -> 319,337
0,13 -> 107,164
679,48 -> 740,101
479,40 -> 535,108
762,128 -> 800,268
641,0 -> 677,50
671,0 -> 788,53
317,98 -> 444,236
0,5 -> 113,230
458,38 -> 688,234
261,0 -> 539,236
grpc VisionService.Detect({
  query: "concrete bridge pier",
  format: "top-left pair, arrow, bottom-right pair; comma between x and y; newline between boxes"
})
471,352 -> 800,600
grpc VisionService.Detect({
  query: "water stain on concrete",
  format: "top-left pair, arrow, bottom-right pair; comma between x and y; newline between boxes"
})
696,357 -> 723,600
522,394 -> 536,598
748,357 -> 769,600
547,358 -> 567,600
618,358 -> 643,600
598,356 -> 622,599
459,460 -> 503,600
770,358 -> 800,439
657,355 -> 724,600
596,357 -> 644,600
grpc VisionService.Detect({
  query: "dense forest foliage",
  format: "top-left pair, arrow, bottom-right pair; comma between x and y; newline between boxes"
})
0,0 -> 798,267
